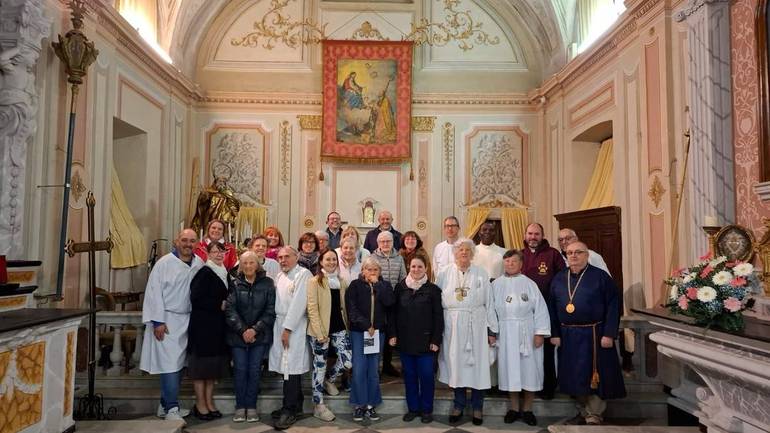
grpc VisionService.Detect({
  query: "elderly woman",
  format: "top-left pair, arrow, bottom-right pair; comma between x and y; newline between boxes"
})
436,238 -> 494,426
399,231 -> 433,281
306,249 -> 351,422
315,230 -> 330,251
264,226 -> 285,260
194,219 -> 237,269
388,255 -> 443,423
335,226 -> 370,263
371,230 -> 406,377
489,249 -> 550,426
297,232 -> 321,275
188,241 -> 230,421
338,237 -> 362,283
345,257 -> 396,423
225,251 -> 276,423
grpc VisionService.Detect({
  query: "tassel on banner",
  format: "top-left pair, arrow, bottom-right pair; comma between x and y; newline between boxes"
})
319,165 -> 325,181
591,371 -> 600,390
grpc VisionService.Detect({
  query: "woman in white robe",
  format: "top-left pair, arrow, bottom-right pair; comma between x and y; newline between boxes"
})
436,239 -> 495,426
489,249 -> 550,426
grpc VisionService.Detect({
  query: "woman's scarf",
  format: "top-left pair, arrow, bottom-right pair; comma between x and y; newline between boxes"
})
322,268 -> 341,289
206,260 -> 228,286
298,251 -> 319,269
405,274 -> 428,290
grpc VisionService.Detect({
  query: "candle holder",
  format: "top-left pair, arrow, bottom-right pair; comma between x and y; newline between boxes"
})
702,225 -> 721,257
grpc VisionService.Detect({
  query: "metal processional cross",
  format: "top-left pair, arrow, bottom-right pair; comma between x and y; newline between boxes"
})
66,191 -> 113,419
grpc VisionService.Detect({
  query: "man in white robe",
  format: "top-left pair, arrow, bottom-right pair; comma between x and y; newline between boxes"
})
140,228 -> 203,422
433,216 -> 460,274
488,250 -> 550,426
270,246 -> 312,429
473,221 -> 506,280
436,239 -> 495,424
557,229 -> 610,275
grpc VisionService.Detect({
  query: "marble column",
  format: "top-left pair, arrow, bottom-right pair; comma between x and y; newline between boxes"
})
675,0 -> 735,258
0,0 -> 52,258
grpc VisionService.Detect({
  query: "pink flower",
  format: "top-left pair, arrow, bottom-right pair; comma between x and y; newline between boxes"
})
686,287 -> 699,300
700,265 -> 713,278
730,277 -> 747,287
678,295 -> 689,310
699,251 -> 713,261
671,266 -> 686,277
723,297 -> 742,313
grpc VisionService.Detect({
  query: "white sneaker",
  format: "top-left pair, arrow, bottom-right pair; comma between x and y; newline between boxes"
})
324,380 -> 340,396
165,407 -> 186,425
314,404 -> 336,422
233,408 -> 246,422
246,409 -> 260,423
156,404 -> 166,418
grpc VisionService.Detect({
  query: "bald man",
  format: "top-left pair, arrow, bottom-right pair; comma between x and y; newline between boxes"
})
557,229 -> 610,276
363,210 -> 402,252
141,228 -> 204,422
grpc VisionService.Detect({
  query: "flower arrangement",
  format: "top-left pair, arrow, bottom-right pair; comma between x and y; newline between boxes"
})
665,252 -> 758,332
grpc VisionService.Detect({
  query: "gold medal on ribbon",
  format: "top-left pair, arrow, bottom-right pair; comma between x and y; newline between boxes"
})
566,303 -> 575,313
455,287 -> 468,302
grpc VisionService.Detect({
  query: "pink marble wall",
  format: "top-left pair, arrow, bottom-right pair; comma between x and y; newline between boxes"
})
732,0 -> 770,236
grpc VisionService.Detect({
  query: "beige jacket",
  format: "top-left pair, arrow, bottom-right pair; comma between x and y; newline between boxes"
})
306,275 -> 349,339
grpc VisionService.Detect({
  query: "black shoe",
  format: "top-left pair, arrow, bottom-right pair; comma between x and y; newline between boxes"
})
564,413 -> 586,425
353,407 -> 365,422
421,413 -> 433,423
537,391 -> 555,400
382,364 -> 400,377
365,407 -> 380,421
504,410 -> 520,424
274,412 -> 297,430
522,411 -> 537,426
271,408 -> 283,420
472,415 -> 483,426
209,410 -> 222,418
448,409 -> 463,424
403,411 -> 420,422
192,405 -> 213,421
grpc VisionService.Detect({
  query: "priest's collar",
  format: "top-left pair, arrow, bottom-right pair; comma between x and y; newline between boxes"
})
569,264 -> 589,276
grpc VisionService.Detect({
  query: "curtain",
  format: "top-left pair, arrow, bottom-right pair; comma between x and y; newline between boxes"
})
501,208 -> 528,250
236,207 -> 267,243
579,138 -> 614,210
110,167 -> 147,269
464,207 -> 491,239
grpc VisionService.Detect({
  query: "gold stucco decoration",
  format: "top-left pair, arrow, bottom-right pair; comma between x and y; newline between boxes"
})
404,0 -> 500,51
297,115 -> 322,130
648,175 -> 666,208
230,0 -> 327,50
351,21 -> 389,41
411,116 -> 436,132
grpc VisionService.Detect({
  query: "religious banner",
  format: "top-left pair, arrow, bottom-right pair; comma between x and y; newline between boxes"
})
322,40 -> 413,162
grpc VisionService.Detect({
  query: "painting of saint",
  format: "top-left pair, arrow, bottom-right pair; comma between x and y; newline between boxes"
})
336,59 -> 398,145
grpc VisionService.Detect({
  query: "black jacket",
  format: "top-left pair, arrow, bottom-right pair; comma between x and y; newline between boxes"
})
345,277 -> 395,332
388,280 -> 444,355
224,270 -> 276,347
188,266 -> 229,356
363,227 -> 403,252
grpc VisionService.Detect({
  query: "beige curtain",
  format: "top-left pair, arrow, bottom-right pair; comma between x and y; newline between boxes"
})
501,208 -> 528,250
464,207 -> 491,238
579,138 -> 614,210
110,167 -> 147,269
236,207 -> 267,242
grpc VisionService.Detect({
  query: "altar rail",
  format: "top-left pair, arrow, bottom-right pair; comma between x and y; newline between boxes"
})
90,312 -> 661,384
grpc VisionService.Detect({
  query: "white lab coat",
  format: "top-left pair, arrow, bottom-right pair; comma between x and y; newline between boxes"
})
437,264 -> 494,389
489,274 -> 551,392
269,265 -> 312,375
473,243 -> 506,280
140,253 -> 203,374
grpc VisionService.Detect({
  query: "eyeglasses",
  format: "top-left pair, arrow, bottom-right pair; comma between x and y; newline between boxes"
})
444,224 -> 459,228
565,250 -> 587,256
557,236 -> 576,242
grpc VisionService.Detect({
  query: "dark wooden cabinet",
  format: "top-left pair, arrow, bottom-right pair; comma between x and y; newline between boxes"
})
554,206 -> 624,306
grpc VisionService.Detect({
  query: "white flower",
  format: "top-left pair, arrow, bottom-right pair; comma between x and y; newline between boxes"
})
711,271 -> 733,286
709,256 -> 727,267
733,262 -> 754,277
669,285 -> 679,301
683,273 -> 696,284
697,286 -> 718,302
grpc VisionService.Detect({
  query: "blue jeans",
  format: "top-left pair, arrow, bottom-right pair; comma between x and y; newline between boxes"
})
232,344 -> 268,409
349,330 -> 383,407
160,370 -> 182,412
453,387 -> 484,411
401,352 -> 436,414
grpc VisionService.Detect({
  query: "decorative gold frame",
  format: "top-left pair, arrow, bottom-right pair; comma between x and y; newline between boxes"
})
713,224 -> 756,262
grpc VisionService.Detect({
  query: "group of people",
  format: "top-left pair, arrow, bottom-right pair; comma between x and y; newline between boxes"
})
140,210 -> 625,429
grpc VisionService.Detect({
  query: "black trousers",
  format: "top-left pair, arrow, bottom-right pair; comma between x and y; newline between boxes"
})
543,342 -> 557,395
282,374 -> 304,414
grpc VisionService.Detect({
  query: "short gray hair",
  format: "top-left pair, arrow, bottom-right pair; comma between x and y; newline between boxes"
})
361,256 -> 381,271
314,230 -> 329,240
278,246 -> 298,257
377,231 -> 394,242
452,238 -> 476,258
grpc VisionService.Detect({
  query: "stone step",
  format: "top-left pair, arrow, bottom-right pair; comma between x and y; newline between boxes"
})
76,419 -> 184,433
548,427 -> 700,433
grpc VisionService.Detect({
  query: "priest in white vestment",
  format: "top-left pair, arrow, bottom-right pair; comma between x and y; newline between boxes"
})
433,216 -> 461,274
436,239 -> 495,426
557,229 -> 610,275
489,249 -> 550,426
269,246 -> 312,429
473,221 -> 506,281
141,229 -> 204,421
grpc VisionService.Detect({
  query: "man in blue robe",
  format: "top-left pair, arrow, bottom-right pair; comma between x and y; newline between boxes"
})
549,241 -> 625,425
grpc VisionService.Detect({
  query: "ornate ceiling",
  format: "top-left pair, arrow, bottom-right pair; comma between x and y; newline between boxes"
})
153,0 -> 574,79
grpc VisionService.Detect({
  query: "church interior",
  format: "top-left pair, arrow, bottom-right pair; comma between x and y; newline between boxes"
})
1,0 -> 770,432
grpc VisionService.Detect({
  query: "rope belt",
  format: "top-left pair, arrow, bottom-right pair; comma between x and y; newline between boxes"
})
561,321 -> 602,389
500,317 -> 532,356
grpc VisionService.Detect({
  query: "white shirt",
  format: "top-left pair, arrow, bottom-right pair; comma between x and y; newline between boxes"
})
269,265 -> 312,375
261,257 -> 281,281
473,243 -> 506,280
140,253 -> 203,374
433,240 -> 456,275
